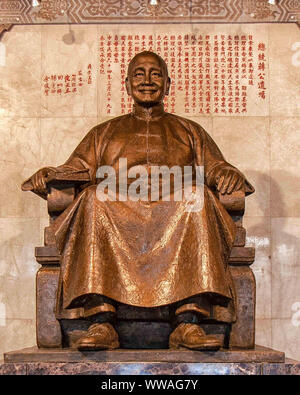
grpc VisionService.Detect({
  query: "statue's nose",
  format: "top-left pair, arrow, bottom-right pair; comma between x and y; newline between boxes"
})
144,72 -> 151,84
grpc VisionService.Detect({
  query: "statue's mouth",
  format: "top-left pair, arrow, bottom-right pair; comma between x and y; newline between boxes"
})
138,89 -> 157,93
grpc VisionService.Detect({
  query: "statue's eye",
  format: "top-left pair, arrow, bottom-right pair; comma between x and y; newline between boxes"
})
151,71 -> 161,77
134,72 -> 144,77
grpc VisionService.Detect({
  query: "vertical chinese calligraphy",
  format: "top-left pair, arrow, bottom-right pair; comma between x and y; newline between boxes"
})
43,65 -> 92,96
42,33 -> 267,113
257,42 -> 266,100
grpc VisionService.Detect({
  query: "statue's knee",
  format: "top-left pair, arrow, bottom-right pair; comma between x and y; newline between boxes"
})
84,185 -> 97,195
80,185 -> 98,203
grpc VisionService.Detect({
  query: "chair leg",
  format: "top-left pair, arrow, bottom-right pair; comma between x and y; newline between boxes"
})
36,266 -> 62,348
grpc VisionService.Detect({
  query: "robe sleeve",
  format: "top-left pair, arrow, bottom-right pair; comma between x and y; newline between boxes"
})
54,126 -> 99,185
21,125 -> 99,196
192,122 -> 255,196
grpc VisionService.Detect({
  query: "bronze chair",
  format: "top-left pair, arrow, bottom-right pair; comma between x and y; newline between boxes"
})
31,176 -> 255,349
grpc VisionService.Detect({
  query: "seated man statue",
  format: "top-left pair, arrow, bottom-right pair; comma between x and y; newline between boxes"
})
24,51 -> 254,351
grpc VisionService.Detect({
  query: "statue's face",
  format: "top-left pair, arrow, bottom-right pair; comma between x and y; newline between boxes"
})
126,53 -> 170,106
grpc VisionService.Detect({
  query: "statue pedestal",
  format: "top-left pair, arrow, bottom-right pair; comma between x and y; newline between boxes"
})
1,346 -> 299,375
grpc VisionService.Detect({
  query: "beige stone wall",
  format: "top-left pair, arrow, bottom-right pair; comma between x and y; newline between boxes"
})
0,23 -> 299,360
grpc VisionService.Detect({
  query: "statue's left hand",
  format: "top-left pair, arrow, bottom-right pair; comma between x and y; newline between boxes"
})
215,167 -> 245,195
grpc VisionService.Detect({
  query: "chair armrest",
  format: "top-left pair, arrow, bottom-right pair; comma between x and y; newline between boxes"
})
47,182 -> 77,215
215,190 -> 245,215
22,170 -> 90,215
46,172 -> 90,215
45,177 -> 90,245
215,190 -> 246,246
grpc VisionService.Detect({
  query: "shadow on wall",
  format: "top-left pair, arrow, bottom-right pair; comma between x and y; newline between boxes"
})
245,169 -> 299,262
0,231 -> 37,328
244,170 -> 300,326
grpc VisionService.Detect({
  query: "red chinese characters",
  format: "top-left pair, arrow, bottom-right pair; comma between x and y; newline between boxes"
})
257,42 -> 266,99
46,33 -> 267,114
198,35 -> 204,114
184,35 -> 190,114
162,35 -> 169,112
248,35 -> 254,86
120,35 -> 126,115
43,65 -> 92,97
99,35 -> 105,75
213,35 -> 219,114
190,35 -> 197,114
220,35 -> 226,114
204,35 -> 211,114
169,35 -> 176,114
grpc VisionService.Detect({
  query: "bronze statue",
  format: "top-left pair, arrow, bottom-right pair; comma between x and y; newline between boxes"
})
22,51 -> 254,351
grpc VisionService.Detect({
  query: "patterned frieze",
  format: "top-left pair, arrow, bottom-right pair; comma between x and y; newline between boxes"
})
0,0 -> 299,25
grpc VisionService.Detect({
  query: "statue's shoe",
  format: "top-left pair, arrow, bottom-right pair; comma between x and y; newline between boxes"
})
76,322 -> 120,351
169,323 -> 222,351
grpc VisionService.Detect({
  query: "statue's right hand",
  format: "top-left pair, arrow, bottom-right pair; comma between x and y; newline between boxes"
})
31,167 -> 55,194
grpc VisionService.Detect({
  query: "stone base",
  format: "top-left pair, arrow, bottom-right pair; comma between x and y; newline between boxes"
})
1,345 -> 299,375
3,345 -> 285,364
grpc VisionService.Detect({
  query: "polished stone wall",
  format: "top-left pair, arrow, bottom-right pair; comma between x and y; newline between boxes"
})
0,23 -> 299,360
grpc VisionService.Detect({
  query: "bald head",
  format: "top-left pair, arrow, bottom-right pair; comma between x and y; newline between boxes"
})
125,51 -> 171,106
127,51 -> 169,78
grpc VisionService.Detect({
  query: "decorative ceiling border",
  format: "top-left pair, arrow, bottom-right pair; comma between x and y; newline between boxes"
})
0,0 -> 299,39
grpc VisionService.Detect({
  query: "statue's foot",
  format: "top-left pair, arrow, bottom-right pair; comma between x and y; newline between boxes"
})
76,322 -> 120,351
169,323 -> 222,351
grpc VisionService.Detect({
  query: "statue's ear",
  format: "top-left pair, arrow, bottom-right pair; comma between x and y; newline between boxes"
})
125,77 -> 131,96
165,77 -> 171,96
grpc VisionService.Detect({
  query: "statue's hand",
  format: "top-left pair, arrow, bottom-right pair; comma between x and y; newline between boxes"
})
31,167 -> 55,195
215,167 -> 245,195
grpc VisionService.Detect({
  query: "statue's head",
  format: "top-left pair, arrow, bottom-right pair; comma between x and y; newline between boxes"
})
126,51 -> 171,106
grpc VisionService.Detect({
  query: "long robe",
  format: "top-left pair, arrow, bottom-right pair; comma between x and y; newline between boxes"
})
36,104 -> 254,321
